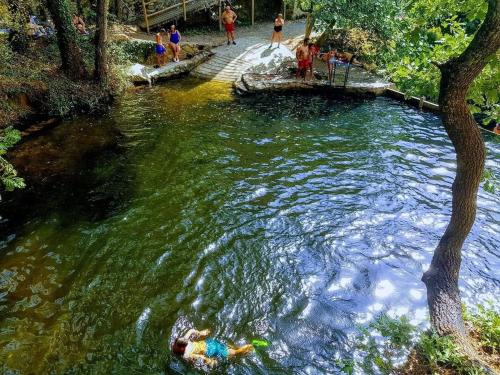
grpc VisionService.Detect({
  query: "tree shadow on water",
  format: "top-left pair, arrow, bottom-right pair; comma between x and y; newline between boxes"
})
0,120 -> 138,236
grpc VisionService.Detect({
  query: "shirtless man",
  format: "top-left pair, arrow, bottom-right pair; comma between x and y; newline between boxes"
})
296,38 -> 312,80
221,5 -> 237,45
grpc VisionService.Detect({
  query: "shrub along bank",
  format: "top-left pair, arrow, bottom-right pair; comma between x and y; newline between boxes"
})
336,303 -> 500,375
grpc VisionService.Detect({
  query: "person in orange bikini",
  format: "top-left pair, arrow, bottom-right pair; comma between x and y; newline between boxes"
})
172,328 -> 253,367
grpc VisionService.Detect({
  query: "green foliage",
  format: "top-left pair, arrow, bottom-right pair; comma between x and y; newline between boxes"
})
481,169 -> 499,194
335,358 -> 355,375
417,332 -> 484,374
379,0 -> 499,122
108,40 -> 155,66
0,127 -> 25,191
285,0 -> 402,39
355,314 -> 417,374
346,308 -> 498,374
301,0 -> 498,122
463,303 -> 500,354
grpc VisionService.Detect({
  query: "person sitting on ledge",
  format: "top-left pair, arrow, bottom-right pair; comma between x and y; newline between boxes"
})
73,13 -> 89,35
27,16 -> 46,38
168,24 -> 181,63
172,328 -> 253,367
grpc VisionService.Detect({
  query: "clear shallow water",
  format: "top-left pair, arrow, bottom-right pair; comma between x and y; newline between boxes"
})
0,78 -> 499,374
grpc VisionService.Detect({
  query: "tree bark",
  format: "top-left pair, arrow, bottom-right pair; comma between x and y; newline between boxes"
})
46,0 -> 87,79
422,0 -> 500,339
305,12 -> 314,39
94,0 -> 109,85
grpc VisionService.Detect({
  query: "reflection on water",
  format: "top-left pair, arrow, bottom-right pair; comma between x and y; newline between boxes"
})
0,78 -> 499,374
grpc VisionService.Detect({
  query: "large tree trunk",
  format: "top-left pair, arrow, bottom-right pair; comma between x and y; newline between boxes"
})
305,12 -> 314,39
94,0 -> 109,85
46,0 -> 87,79
422,0 -> 500,339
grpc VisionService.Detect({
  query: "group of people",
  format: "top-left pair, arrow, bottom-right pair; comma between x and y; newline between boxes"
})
154,6 -> 356,83
26,13 -> 89,39
27,15 -> 55,38
222,6 -> 286,48
154,7 -> 286,67
296,38 -> 358,80
154,25 -> 182,67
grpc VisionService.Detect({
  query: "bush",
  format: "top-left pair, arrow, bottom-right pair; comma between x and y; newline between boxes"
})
0,127 -> 25,192
417,332 -> 483,375
344,308 -> 496,375
319,28 -> 380,63
355,314 -> 418,375
464,303 -> 500,355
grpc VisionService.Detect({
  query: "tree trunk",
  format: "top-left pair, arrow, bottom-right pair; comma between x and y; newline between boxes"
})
305,13 -> 314,39
46,0 -> 87,79
94,0 -> 109,85
422,0 -> 500,339
76,0 -> 83,15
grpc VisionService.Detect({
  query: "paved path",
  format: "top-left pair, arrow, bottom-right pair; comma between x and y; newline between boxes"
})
190,20 -> 307,82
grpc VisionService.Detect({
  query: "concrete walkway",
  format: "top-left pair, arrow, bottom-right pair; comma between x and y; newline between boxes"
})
190,20 -> 307,82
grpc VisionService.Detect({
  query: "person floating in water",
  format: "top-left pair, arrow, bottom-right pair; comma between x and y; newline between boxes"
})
172,328 -> 253,367
269,13 -> 284,48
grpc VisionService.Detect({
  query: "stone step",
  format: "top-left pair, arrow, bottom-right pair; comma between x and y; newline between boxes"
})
209,61 -> 252,69
192,70 -> 239,78
194,64 -> 248,74
192,74 -> 237,82
195,66 -> 246,74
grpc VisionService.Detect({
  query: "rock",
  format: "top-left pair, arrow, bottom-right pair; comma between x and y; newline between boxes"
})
237,73 -> 394,96
127,64 -> 151,85
125,51 -> 212,85
246,44 -> 296,75
150,51 -> 212,82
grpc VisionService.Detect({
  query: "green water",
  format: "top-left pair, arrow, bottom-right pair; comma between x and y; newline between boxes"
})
1,78 -> 499,374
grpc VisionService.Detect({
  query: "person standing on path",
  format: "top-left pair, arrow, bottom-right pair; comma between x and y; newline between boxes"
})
269,13 -> 285,48
296,38 -> 312,80
221,5 -> 237,45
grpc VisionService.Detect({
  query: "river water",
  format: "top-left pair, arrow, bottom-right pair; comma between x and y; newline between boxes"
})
1,78 -> 499,374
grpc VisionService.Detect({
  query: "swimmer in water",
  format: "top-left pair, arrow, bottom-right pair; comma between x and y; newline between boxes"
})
172,328 -> 253,367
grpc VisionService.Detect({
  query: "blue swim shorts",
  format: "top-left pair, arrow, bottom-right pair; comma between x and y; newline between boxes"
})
156,44 -> 166,55
205,338 -> 229,359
